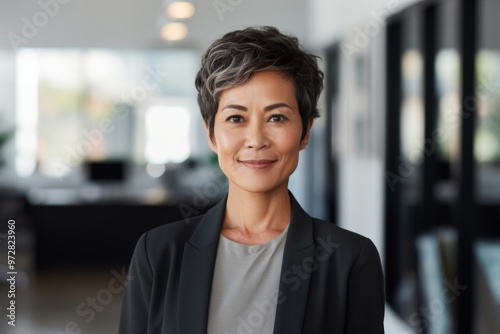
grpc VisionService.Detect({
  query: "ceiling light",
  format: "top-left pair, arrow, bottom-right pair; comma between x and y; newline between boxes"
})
161,22 -> 188,41
167,2 -> 195,19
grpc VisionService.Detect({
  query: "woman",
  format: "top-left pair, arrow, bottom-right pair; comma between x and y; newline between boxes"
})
119,26 -> 385,334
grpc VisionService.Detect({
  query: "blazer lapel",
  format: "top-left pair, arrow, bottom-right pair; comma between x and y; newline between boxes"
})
176,192 -> 314,334
177,195 -> 227,334
273,192 -> 315,334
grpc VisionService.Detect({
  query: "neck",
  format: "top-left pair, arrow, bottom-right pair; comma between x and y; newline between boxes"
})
223,184 -> 291,235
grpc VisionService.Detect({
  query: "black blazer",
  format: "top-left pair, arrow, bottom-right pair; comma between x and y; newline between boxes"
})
119,192 -> 385,333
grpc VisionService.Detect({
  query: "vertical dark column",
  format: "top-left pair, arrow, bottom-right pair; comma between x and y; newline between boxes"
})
457,0 -> 477,333
384,20 -> 403,310
325,46 -> 339,224
422,5 -> 438,234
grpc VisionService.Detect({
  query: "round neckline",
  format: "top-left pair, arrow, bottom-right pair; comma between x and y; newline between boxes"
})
219,223 -> 289,254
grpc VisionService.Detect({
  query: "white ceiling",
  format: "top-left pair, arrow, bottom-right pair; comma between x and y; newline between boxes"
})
0,0 -> 308,52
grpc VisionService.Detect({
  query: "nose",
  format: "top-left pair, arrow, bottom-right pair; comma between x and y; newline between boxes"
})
245,121 -> 270,150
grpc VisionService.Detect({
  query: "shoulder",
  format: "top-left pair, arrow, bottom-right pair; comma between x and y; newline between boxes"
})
133,215 -> 204,264
146,215 -> 204,244
312,218 -> 370,246
288,190 -> 380,264
311,218 -> 381,263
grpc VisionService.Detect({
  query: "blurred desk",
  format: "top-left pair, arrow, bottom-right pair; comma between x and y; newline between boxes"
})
28,187 -> 219,271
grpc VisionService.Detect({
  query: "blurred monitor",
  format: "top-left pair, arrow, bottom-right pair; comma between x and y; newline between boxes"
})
85,160 -> 125,182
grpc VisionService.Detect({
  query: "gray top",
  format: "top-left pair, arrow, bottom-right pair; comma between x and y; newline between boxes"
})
207,225 -> 289,334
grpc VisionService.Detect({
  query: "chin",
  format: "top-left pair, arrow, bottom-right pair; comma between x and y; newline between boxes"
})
230,179 -> 288,194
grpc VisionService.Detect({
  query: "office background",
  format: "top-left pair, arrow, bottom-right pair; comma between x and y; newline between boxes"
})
1,0 -> 499,333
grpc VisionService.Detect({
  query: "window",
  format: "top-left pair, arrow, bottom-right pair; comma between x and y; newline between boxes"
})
14,48 -> 199,178
400,50 -> 425,166
475,50 -> 500,164
145,105 -> 191,164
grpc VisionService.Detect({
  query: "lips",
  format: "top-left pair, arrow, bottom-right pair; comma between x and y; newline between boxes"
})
239,159 -> 277,169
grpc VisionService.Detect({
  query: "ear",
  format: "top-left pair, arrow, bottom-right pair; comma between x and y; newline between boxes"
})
300,118 -> 314,149
204,122 -> 217,153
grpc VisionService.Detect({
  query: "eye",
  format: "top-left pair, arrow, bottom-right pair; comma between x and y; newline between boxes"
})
269,114 -> 287,122
226,115 -> 244,123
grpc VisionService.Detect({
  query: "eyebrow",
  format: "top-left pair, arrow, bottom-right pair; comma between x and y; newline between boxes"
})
221,103 -> 294,112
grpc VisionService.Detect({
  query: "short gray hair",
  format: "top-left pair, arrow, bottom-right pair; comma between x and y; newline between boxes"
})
195,26 -> 324,140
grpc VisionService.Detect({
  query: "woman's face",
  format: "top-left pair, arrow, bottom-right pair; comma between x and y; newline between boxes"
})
206,70 -> 312,195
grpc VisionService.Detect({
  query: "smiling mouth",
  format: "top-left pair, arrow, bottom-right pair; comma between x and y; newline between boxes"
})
240,160 -> 277,169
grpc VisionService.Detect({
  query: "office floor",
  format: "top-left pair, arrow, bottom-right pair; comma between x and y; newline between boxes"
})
0,269 -> 122,334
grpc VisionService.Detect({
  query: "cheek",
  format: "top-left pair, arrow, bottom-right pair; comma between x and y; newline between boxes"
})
214,128 -> 243,156
278,129 -> 303,154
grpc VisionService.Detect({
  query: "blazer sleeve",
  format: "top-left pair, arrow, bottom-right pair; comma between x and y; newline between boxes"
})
118,232 -> 153,334
344,238 -> 385,334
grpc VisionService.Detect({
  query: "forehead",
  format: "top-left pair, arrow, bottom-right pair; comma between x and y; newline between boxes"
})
218,70 -> 297,104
